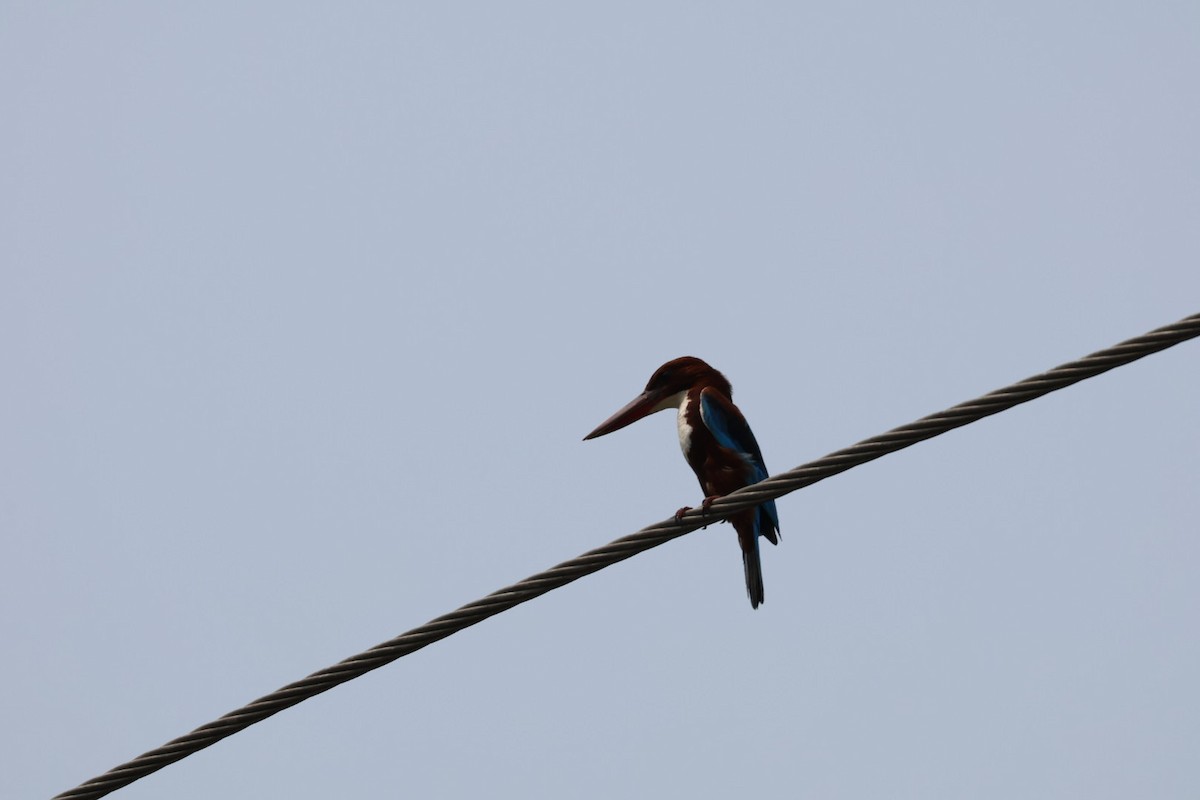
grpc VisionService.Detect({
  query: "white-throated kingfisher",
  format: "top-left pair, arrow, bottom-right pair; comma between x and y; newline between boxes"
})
584,357 -> 780,609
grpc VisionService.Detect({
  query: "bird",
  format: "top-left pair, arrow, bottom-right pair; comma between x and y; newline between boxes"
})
583,357 -> 780,608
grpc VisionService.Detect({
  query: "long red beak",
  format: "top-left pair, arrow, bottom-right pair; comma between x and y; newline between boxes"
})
583,389 -> 667,440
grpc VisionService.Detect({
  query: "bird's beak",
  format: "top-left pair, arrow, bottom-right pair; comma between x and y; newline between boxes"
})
583,389 -> 672,440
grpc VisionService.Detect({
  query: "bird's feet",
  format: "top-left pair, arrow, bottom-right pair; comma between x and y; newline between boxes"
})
674,495 -> 723,528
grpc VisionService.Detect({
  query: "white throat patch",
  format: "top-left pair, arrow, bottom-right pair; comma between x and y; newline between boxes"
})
645,390 -> 691,455
668,392 -> 693,457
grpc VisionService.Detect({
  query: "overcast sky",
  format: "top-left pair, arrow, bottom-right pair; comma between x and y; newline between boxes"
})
4,4 -> 1199,799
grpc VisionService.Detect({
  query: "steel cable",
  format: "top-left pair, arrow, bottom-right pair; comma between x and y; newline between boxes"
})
53,311 -> 1200,800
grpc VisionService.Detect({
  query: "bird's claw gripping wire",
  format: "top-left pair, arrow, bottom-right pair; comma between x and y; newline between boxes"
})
675,495 -> 722,528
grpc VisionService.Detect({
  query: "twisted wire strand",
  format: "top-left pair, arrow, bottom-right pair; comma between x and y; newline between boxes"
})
53,312 -> 1200,800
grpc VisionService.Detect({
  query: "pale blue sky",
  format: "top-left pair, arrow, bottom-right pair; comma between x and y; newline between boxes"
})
4,4 -> 1199,799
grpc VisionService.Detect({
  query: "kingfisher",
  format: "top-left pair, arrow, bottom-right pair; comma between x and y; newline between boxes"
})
584,357 -> 780,609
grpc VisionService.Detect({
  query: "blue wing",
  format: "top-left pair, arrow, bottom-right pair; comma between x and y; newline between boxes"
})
699,387 -> 780,541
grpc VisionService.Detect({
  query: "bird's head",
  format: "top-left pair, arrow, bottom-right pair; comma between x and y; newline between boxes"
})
583,356 -> 730,440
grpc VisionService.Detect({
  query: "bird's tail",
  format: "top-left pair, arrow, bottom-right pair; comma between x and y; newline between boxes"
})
740,529 -> 765,609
